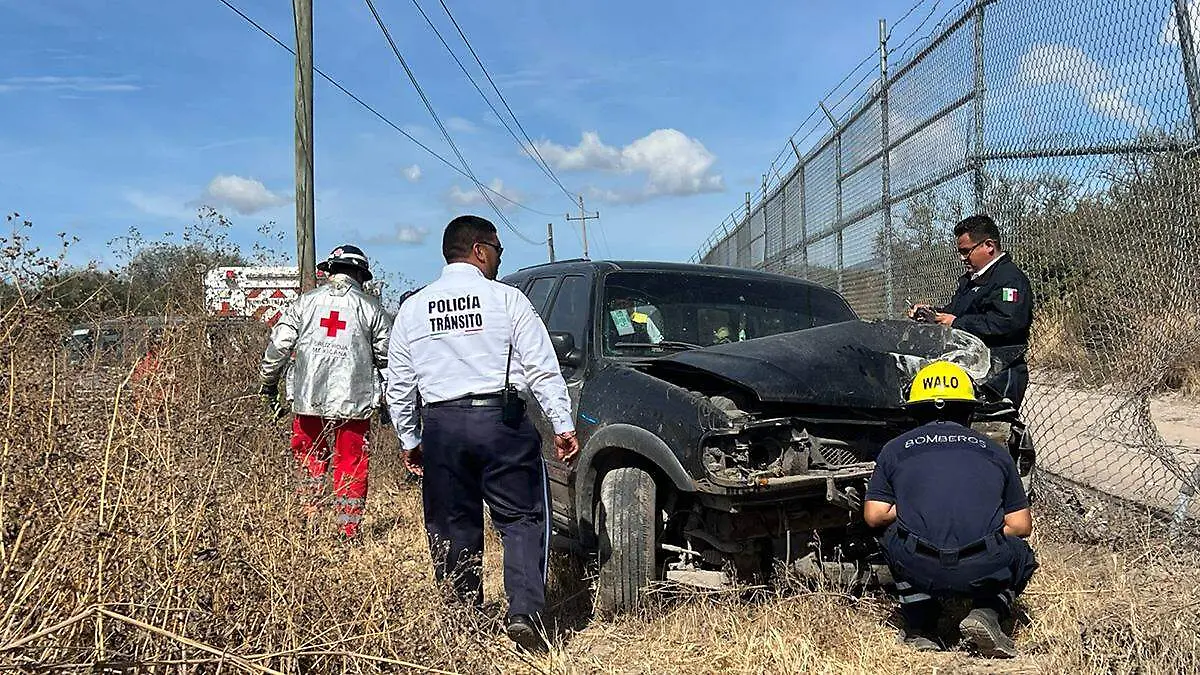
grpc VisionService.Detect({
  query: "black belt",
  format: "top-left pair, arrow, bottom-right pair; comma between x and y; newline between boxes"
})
895,526 -> 1000,562
425,393 -> 505,408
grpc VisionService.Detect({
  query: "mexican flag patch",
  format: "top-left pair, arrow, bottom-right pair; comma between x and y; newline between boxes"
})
1001,288 -> 1020,303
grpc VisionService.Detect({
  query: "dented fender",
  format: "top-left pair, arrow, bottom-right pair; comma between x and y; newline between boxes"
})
575,423 -> 697,539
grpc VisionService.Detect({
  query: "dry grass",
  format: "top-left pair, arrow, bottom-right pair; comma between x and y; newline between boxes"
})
1032,305 -> 1200,399
1164,343 -> 1200,399
3,301 -> 1200,674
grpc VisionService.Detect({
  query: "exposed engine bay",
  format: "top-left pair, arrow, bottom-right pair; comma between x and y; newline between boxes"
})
634,322 -> 1029,590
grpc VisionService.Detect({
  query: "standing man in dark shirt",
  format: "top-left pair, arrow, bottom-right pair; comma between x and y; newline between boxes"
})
909,214 -> 1033,408
864,361 -> 1037,658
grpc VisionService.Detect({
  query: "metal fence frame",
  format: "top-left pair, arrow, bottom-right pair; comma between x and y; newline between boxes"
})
693,0 -> 1200,320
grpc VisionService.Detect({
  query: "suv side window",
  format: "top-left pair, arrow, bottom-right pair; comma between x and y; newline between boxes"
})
523,277 -> 557,316
545,275 -> 590,347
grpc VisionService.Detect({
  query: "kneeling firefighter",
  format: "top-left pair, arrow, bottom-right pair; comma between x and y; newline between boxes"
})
259,244 -> 392,539
863,361 -> 1038,658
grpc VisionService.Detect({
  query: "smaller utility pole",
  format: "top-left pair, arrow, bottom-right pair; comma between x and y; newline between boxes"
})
565,195 -> 599,259
547,223 -> 556,262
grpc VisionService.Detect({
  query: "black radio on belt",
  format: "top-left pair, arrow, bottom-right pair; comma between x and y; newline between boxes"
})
501,345 -> 526,426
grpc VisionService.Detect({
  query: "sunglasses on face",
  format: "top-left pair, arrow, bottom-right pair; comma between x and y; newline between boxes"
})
957,239 -> 990,257
476,241 -> 503,257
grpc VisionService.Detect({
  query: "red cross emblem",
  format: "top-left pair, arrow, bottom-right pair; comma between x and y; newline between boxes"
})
320,310 -> 347,337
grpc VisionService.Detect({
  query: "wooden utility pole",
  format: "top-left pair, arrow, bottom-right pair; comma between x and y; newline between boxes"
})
294,0 -> 316,291
547,223 -> 556,262
565,195 -> 599,259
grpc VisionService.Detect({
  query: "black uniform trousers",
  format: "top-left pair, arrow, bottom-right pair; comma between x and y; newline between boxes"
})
984,360 -> 1029,410
420,401 -> 549,617
882,523 -> 1038,629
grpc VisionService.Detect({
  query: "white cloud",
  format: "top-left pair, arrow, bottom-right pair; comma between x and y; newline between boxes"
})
1162,0 -> 1200,47
124,190 -> 193,220
534,129 -> 724,202
0,75 -> 140,94
1018,42 -> 1150,128
448,178 -> 521,212
624,129 -> 724,197
367,224 -> 430,246
533,131 -> 622,171
401,124 -> 428,139
446,117 -> 478,134
1020,43 -> 1102,87
200,175 -> 290,215
401,164 -> 422,182
1090,87 -> 1154,128
395,225 -> 429,244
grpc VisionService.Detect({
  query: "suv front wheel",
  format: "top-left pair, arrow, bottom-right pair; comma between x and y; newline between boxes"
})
594,466 -> 657,615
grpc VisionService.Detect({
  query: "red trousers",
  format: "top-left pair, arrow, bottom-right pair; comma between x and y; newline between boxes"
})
291,415 -> 371,537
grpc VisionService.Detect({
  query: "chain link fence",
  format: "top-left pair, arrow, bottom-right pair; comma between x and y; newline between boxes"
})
693,0 -> 1200,541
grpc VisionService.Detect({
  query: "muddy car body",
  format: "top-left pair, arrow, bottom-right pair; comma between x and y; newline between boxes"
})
501,260 -> 1034,613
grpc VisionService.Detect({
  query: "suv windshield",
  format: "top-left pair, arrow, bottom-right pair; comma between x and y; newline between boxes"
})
601,271 -> 856,356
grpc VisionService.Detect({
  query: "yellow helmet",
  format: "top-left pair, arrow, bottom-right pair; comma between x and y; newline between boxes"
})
906,361 -> 977,406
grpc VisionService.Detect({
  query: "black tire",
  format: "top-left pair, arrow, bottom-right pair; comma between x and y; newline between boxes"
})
594,467 -> 657,616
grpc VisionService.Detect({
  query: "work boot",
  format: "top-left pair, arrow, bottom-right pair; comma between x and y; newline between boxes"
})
896,627 -> 942,652
505,614 -> 548,654
959,607 -> 1018,658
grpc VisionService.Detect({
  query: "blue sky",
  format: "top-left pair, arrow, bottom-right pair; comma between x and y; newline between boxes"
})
0,0 -> 912,286
1,0 -> 1187,289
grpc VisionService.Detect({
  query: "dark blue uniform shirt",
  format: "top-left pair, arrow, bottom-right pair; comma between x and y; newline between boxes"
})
940,254 -> 1033,369
865,420 -> 1029,549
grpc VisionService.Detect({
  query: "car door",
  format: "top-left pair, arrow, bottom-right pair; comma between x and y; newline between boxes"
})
524,273 -> 592,528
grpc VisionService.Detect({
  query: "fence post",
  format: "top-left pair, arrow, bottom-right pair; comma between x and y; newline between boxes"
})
881,18 -> 895,319
836,130 -> 844,293
778,178 -> 787,271
973,0 -> 987,211
1174,0 -> 1200,140
799,163 -> 809,278
760,175 -> 769,270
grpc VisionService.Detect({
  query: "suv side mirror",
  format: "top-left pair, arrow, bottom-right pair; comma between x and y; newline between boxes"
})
549,331 -> 584,369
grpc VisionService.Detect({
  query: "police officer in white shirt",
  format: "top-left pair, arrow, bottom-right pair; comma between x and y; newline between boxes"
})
385,215 -> 578,653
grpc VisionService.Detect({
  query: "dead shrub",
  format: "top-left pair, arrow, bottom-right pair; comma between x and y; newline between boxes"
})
0,290 -> 1197,671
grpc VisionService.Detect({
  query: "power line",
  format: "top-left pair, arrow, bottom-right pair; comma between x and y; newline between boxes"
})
362,0 -> 543,245
434,0 -> 579,205
408,0 -> 577,205
595,212 -> 614,260
566,219 -> 585,251
214,0 -> 557,221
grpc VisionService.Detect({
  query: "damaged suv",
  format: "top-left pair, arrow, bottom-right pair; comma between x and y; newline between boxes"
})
502,260 -> 1035,614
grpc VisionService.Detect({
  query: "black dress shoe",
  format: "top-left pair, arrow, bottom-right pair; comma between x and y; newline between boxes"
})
505,614 -> 547,653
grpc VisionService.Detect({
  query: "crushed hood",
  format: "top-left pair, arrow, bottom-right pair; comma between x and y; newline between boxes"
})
644,319 -> 992,410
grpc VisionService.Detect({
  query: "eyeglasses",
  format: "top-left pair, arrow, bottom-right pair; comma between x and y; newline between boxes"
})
476,240 -> 503,257
956,239 -> 990,257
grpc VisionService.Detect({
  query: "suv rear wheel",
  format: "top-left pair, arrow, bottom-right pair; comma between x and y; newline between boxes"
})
594,467 -> 657,615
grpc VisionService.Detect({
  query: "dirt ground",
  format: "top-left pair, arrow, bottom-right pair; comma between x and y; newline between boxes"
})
1024,376 -> 1200,520
1150,393 -> 1200,449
